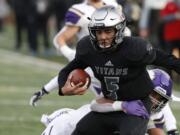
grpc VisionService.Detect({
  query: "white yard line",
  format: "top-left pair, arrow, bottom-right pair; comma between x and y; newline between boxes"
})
0,99 -> 60,106
0,116 -> 40,122
0,49 -> 65,70
0,86 -> 48,93
0,99 -> 88,107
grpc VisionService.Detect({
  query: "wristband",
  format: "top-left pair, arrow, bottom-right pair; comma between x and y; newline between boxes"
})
60,45 -> 76,61
112,101 -> 123,111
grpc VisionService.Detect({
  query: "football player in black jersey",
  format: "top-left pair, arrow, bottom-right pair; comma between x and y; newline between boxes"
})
58,6 -> 180,135
56,6 -> 180,135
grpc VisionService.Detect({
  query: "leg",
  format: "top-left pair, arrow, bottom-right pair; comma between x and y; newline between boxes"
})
15,15 -> 24,50
27,15 -> 38,55
111,112 -> 149,135
72,112 -> 113,135
72,111 -> 149,135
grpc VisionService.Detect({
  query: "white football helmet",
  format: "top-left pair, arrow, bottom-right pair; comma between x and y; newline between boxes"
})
88,6 -> 126,52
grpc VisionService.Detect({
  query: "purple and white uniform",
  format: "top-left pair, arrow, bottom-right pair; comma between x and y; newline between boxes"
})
65,0 -> 118,40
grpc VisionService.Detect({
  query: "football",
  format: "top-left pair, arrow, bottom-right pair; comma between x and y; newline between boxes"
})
69,69 -> 91,88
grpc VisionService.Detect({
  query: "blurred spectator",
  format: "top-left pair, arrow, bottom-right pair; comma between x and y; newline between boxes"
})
0,0 -> 10,32
8,0 -> 28,50
160,0 -> 180,81
9,0 -> 53,56
160,0 -> 180,57
122,0 -> 141,35
8,0 -> 38,55
36,0 -> 52,55
51,0 -> 68,32
139,0 -> 169,47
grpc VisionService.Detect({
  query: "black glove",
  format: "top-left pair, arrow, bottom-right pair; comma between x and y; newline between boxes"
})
167,130 -> 180,135
29,88 -> 48,106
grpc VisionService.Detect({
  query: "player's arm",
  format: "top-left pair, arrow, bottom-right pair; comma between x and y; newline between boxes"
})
91,97 -> 149,119
147,128 -> 165,135
30,38 -> 89,106
29,76 -> 59,106
58,41 -> 89,96
130,38 -> 180,74
140,39 -> 180,73
151,49 -> 180,74
29,59 -> 88,106
53,26 -> 79,61
30,44 -> 88,106
53,6 -> 82,61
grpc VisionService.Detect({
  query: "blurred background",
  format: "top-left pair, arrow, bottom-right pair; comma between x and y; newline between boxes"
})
0,0 -> 180,134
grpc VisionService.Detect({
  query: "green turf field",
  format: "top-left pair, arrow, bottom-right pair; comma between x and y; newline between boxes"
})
0,49 -> 94,135
0,24 -> 180,135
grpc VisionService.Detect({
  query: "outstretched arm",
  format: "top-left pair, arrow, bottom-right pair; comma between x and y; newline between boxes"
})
91,97 -> 149,119
53,26 -> 79,61
29,76 -> 59,106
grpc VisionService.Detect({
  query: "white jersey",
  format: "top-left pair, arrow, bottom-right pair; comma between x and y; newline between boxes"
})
65,0 -> 118,40
147,103 -> 177,131
162,103 -> 178,131
147,111 -> 165,130
41,104 -> 91,135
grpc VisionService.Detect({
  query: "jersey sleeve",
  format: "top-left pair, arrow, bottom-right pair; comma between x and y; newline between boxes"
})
152,49 -> 180,74
129,38 -> 180,74
65,6 -> 84,26
58,38 -> 89,94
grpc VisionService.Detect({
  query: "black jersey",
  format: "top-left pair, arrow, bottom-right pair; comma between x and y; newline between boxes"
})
58,36 -> 180,101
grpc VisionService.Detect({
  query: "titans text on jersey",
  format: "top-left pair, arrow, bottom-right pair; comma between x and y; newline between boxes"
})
58,35 -> 180,101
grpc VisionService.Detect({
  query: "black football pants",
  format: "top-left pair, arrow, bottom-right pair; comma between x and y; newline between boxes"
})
72,111 -> 149,135
72,97 -> 151,135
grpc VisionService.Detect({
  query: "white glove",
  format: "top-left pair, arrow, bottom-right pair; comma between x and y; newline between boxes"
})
29,88 -> 48,106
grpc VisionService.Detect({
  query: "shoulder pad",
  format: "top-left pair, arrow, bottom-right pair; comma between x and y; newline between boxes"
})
124,37 -> 151,61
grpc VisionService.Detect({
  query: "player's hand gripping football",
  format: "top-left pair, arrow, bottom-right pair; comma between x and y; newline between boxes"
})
61,74 -> 90,95
29,88 -> 48,106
